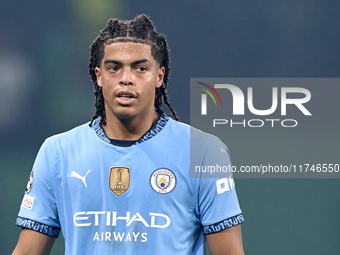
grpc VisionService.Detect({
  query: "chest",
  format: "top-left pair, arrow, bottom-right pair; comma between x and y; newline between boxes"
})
54,145 -> 194,220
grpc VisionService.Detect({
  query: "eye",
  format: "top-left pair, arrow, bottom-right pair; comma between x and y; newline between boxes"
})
135,66 -> 147,72
108,66 -> 119,72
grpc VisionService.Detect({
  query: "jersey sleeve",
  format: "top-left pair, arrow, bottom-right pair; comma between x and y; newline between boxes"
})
196,136 -> 244,235
15,139 -> 61,238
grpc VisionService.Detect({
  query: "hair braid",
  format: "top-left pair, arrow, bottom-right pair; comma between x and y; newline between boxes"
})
89,14 -> 179,126
159,85 -> 179,121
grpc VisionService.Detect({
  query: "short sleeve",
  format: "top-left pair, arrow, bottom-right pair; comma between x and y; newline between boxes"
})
15,139 -> 61,238
197,137 -> 244,235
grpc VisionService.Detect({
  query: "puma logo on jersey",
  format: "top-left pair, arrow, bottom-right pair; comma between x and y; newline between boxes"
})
71,170 -> 91,187
220,147 -> 229,156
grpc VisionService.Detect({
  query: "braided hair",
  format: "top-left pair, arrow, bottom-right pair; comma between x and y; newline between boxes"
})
89,14 -> 179,126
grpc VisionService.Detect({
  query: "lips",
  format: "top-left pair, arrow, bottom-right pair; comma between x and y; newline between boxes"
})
116,91 -> 136,98
115,91 -> 137,105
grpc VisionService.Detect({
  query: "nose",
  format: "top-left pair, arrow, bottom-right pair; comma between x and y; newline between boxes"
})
119,67 -> 134,86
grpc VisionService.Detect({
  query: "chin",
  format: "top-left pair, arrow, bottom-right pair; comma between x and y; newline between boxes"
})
113,110 -> 138,121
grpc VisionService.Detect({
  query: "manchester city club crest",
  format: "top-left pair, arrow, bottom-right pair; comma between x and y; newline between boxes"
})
109,167 -> 130,196
157,174 -> 170,189
150,168 -> 176,194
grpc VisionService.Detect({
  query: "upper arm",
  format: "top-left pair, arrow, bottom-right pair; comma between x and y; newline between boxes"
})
14,140 -> 61,254
206,225 -> 244,255
12,228 -> 56,255
194,136 -> 245,254
16,140 -> 61,237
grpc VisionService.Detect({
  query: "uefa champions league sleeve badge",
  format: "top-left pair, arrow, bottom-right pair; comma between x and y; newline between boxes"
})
150,168 -> 176,194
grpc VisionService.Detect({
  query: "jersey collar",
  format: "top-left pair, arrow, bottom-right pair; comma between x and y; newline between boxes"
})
91,112 -> 169,146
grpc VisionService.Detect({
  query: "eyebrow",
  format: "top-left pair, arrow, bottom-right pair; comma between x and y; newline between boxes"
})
103,59 -> 150,66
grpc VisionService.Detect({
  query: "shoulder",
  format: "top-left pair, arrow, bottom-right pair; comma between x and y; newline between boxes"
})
164,119 -> 230,169
44,121 -> 93,147
168,119 -> 226,152
166,118 -> 219,141
36,122 -> 95,164
33,122 -> 95,175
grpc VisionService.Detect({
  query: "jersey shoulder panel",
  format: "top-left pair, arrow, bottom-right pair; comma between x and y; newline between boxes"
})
46,122 -> 94,147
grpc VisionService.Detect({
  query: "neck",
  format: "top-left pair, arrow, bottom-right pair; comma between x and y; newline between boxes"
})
102,110 -> 160,141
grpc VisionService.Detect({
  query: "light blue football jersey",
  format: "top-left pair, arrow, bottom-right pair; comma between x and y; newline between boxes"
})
16,113 -> 244,254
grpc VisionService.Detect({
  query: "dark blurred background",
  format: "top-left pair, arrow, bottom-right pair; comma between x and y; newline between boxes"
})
1,0 -> 339,254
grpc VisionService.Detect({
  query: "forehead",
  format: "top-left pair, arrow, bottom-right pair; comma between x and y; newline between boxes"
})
102,42 -> 153,63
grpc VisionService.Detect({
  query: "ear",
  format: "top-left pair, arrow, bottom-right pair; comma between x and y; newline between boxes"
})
95,67 -> 102,87
156,66 -> 165,88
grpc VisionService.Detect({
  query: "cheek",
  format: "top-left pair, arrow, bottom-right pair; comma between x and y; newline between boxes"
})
141,84 -> 157,102
101,77 -> 115,91
100,82 -> 113,98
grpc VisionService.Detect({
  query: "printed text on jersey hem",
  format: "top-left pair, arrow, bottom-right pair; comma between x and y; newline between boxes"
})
203,214 -> 244,234
15,216 -> 61,238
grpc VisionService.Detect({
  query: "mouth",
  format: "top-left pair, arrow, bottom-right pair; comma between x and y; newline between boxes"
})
116,91 -> 136,98
117,94 -> 134,99
115,91 -> 137,105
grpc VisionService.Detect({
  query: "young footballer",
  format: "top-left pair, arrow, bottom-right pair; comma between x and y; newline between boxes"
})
12,14 -> 244,255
